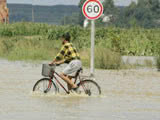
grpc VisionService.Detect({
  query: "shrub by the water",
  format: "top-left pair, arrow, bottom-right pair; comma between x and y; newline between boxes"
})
95,47 -> 122,69
156,57 -> 160,71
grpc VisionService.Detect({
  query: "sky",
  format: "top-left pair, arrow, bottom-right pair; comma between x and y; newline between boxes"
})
7,0 -> 137,6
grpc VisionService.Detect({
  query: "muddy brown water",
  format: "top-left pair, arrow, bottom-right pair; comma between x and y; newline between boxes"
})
1,59 -> 160,120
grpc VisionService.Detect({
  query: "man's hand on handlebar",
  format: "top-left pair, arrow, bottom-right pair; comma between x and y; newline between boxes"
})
53,60 -> 65,65
50,60 -> 61,66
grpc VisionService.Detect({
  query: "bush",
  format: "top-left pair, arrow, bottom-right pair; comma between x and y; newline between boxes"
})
95,47 -> 122,69
156,42 -> 160,71
156,56 -> 160,71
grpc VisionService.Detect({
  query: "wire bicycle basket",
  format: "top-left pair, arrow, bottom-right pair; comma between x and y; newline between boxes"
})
42,64 -> 56,77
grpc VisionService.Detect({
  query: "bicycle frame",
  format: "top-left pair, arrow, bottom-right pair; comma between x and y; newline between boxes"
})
33,65 -> 101,95
48,70 -> 79,94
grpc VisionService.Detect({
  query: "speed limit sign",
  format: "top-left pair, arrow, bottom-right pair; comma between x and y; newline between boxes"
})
82,0 -> 103,20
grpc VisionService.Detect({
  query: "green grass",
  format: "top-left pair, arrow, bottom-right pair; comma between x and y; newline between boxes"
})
0,22 -> 160,69
0,36 -> 59,61
0,22 -> 160,57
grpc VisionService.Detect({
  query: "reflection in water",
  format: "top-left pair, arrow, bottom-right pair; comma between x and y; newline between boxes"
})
0,59 -> 160,120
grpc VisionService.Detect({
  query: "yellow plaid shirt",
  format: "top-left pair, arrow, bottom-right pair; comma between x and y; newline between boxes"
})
55,42 -> 80,63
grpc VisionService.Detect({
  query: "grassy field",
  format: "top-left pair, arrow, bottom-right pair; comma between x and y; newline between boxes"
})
0,22 -> 160,69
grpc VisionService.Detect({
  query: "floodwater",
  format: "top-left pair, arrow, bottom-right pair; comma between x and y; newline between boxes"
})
1,59 -> 160,120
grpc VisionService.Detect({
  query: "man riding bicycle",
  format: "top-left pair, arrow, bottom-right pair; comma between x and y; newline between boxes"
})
50,33 -> 82,91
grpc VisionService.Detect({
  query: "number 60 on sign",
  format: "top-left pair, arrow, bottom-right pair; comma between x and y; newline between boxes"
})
82,0 -> 103,20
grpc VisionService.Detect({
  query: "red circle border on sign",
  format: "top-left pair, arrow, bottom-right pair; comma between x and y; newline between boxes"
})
82,0 -> 103,20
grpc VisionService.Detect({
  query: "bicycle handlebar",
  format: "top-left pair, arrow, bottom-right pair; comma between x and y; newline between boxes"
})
49,63 -> 60,67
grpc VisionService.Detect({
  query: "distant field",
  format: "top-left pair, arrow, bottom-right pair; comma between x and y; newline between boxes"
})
0,22 -> 160,69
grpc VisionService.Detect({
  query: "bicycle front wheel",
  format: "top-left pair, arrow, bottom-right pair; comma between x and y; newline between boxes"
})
33,78 -> 57,94
77,80 -> 101,96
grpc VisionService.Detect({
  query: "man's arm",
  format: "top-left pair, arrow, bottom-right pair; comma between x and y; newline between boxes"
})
54,59 -> 65,65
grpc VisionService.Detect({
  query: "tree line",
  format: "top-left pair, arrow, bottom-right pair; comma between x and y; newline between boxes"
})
62,0 -> 160,28
8,4 -> 79,24
7,0 -> 160,28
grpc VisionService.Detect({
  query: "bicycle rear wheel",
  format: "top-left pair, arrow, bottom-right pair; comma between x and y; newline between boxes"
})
77,80 -> 101,96
33,78 -> 57,94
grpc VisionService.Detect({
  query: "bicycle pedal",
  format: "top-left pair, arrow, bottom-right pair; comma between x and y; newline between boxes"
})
44,90 -> 47,93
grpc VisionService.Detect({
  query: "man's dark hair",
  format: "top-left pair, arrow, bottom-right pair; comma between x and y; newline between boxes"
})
62,33 -> 71,42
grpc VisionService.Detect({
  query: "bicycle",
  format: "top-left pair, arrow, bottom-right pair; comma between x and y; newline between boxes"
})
33,64 -> 101,96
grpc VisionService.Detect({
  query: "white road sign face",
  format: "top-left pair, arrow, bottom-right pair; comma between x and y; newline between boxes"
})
82,0 -> 103,20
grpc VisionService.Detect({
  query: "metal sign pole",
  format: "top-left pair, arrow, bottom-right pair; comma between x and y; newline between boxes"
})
82,0 -> 103,77
90,20 -> 95,77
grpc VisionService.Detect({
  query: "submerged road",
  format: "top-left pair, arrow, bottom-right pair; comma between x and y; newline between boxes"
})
0,59 -> 160,120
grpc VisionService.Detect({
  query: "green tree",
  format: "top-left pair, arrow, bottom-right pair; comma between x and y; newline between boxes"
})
103,0 -> 115,15
120,0 -> 160,28
136,0 -> 160,28
119,1 -> 138,27
78,0 -> 86,26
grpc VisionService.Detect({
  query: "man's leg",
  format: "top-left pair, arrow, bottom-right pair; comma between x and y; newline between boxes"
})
67,76 -> 73,90
67,83 -> 72,91
59,73 -> 77,88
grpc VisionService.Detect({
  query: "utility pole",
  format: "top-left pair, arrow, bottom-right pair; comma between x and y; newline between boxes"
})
90,20 -> 95,77
32,5 -> 34,22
